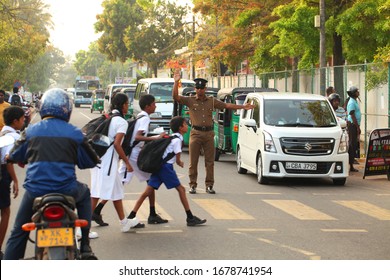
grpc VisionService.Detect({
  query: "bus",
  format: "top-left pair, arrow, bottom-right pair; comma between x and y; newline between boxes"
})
74,76 -> 101,107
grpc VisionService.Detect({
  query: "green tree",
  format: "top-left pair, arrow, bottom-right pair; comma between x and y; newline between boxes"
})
95,0 -> 188,77
74,42 -> 106,76
0,0 -> 51,90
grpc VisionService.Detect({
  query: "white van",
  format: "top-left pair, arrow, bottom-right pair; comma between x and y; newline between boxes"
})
133,78 -> 195,132
236,92 -> 349,185
104,83 -> 137,113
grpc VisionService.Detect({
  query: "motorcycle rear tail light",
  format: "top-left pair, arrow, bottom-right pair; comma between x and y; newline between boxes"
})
43,205 -> 65,220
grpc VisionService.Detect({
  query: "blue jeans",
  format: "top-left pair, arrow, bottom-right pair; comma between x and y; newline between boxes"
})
4,181 -> 91,260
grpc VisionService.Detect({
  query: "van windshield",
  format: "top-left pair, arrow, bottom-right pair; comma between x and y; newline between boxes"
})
150,82 -> 194,102
264,99 -> 337,127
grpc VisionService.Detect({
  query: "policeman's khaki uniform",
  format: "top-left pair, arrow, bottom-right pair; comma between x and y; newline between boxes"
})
179,95 -> 226,189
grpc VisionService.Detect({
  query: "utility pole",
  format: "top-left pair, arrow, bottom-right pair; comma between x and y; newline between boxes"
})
319,0 -> 326,95
192,14 -> 196,79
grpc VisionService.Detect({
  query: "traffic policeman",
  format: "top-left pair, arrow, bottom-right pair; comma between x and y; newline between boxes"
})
172,70 -> 254,194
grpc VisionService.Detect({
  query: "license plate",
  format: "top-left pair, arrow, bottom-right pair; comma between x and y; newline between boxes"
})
285,162 -> 317,170
37,228 -> 74,248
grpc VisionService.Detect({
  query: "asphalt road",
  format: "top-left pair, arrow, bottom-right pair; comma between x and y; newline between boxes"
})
5,106 -> 390,260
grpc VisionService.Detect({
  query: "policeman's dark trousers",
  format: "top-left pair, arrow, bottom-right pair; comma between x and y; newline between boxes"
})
188,130 -> 215,188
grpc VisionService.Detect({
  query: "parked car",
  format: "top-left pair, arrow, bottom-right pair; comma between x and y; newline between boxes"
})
214,87 -> 278,161
236,92 -> 348,185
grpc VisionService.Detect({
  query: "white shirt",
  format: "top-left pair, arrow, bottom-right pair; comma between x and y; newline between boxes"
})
130,111 -> 150,161
8,94 -> 24,104
0,126 -> 20,164
163,133 -> 183,164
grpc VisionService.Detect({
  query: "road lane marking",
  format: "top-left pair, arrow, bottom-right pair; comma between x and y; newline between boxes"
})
80,112 -> 92,120
123,200 -> 173,221
228,228 -> 277,232
257,237 -> 320,260
334,200 -> 390,220
263,200 -> 337,220
246,192 -> 281,195
137,230 -> 183,234
321,229 -> 368,233
192,199 -> 255,220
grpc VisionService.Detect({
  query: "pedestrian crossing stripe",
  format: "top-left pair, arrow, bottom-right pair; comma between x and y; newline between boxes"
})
192,199 -> 255,220
123,200 -> 173,221
333,200 -> 390,220
263,200 -> 337,220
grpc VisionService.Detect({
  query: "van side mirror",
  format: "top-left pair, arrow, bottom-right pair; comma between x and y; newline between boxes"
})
244,119 -> 257,132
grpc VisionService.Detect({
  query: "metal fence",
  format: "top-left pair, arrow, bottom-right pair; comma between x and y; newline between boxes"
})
207,62 -> 390,156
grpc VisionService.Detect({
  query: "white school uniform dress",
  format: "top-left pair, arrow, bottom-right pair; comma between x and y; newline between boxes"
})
119,111 -> 152,184
91,111 -> 127,200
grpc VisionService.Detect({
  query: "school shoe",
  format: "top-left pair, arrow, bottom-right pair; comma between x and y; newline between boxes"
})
189,186 -> 196,194
187,216 -> 207,226
148,214 -> 168,224
75,228 -> 99,239
133,222 -> 145,228
121,217 -> 139,232
92,213 -> 109,226
350,167 -> 359,172
206,186 -> 216,194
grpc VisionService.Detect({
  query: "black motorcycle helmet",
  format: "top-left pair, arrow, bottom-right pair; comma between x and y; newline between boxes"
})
328,93 -> 341,103
347,86 -> 359,98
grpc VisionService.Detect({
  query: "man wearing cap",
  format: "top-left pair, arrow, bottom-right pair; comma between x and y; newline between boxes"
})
173,70 -> 254,194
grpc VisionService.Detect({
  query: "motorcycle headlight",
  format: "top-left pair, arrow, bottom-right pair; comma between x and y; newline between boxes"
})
263,131 -> 276,153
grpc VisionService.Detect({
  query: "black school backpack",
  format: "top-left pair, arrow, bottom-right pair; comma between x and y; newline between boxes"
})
122,115 -> 145,156
137,135 -> 179,173
10,94 -> 22,106
82,113 -> 118,157
82,113 -> 144,158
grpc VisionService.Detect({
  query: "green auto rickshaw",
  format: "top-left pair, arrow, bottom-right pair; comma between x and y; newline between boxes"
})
173,87 -> 220,146
90,89 -> 105,114
214,87 -> 278,161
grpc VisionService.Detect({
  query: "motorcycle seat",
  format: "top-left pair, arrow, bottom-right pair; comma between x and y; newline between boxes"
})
33,193 -> 76,211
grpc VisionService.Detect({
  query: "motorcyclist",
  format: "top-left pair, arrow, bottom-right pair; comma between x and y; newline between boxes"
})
3,88 -> 100,260
328,93 -> 347,121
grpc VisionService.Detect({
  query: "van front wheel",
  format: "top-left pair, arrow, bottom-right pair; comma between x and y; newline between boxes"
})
236,148 -> 247,174
257,154 -> 269,184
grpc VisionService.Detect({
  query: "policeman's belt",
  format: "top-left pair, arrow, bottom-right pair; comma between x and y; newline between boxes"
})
192,125 -> 213,131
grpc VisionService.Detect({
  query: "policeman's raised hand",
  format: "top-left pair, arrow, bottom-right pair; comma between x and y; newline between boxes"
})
173,69 -> 181,82
243,103 -> 255,110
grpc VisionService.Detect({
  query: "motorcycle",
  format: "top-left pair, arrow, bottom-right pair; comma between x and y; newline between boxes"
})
19,135 -> 109,260
21,193 -> 97,260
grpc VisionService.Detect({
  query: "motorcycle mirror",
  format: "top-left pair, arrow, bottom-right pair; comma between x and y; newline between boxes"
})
0,134 -> 15,148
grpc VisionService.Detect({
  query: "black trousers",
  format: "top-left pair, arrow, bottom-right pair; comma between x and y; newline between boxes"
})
347,122 -> 358,165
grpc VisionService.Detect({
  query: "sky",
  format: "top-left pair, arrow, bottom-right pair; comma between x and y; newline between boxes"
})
43,0 -> 193,58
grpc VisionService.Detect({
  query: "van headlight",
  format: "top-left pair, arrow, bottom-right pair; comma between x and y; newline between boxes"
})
338,130 -> 348,154
263,131 -> 276,153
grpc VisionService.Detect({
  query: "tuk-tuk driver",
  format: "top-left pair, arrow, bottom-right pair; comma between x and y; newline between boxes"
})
172,70 -> 255,194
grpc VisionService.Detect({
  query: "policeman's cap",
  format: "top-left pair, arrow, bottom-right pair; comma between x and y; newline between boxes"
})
194,78 -> 208,89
